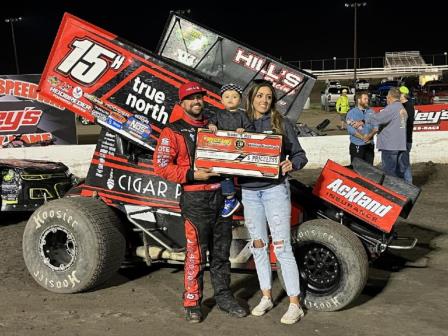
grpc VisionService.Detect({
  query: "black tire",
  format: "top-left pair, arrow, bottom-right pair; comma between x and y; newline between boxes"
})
23,197 -> 125,293
277,219 -> 368,312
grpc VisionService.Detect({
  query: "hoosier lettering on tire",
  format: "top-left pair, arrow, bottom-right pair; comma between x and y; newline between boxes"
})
22,197 -> 125,293
277,219 -> 368,312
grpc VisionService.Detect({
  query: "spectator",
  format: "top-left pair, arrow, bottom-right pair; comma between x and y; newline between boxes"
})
371,87 -> 408,178
399,85 -> 415,183
346,91 -> 377,165
336,88 -> 350,130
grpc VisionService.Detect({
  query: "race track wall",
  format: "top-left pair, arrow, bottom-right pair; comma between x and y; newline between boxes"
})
1,131 -> 447,177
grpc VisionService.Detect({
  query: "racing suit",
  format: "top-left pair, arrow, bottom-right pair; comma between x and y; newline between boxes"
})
154,112 -> 233,308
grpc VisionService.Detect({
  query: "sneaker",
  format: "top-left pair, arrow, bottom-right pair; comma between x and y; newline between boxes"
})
221,197 -> 241,218
280,303 -> 304,325
185,306 -> 202,323
251,296 -> 273,316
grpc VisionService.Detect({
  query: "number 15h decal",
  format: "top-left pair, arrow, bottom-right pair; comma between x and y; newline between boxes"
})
56,38 -> 125,86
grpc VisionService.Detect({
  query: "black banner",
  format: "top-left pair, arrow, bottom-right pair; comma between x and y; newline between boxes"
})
0,74 -> 77,146
157,13 -> 316,123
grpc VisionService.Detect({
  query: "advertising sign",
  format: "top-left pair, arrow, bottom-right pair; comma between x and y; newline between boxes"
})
157,13 -> 316,123
37,13 -> 223,151
313,160 -> 407,233
0,75 -> 76,146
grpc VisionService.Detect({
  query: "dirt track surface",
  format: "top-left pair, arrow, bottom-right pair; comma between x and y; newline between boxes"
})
1,163 -> 448,336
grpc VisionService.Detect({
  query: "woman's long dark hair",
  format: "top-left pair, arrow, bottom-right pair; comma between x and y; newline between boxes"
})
245,82 -> 284,134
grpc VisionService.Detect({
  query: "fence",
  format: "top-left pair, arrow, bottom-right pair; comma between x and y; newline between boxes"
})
288,54 -> 448,71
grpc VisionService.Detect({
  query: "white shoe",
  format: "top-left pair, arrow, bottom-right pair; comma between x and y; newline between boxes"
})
280,303 -> 305,324
251,296 -> 273,316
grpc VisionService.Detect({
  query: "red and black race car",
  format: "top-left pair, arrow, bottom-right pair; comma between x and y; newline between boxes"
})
21,14 -> 420,312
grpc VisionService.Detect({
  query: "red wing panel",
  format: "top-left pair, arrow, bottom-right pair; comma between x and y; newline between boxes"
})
313,160 -> 407,233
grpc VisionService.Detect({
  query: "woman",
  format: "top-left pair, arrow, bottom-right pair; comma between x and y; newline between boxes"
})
240,81 -> 308,324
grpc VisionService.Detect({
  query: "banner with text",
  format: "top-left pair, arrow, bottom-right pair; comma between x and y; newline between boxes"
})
157,13 -> 316,123
372,103 -> 448,132
0,74 -> 76,147
37,13 -> 223,151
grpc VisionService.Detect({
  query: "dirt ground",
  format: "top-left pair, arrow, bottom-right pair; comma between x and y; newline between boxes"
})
1,162 -> 448,336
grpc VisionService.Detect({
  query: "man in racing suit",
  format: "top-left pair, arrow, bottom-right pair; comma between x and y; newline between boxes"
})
154,81 -> 247,323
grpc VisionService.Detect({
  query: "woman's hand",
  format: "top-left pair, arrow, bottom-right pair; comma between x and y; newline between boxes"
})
280,158 -> 293,176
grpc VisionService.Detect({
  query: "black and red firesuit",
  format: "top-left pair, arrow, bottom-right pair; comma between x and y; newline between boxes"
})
154,112 -> 234,309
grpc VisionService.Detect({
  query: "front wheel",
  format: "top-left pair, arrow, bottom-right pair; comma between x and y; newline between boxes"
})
277,219 -> 368,312
23,197 -> 126,293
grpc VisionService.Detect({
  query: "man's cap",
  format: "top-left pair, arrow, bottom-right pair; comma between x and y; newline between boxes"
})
220,83 -> 243,96
179,82 -> 207,101
399,85 -> 410,95
342,88 -> 348,93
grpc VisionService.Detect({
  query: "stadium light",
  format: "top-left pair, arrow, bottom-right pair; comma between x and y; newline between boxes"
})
4,17 -> 22,74
344,2 -> 367,85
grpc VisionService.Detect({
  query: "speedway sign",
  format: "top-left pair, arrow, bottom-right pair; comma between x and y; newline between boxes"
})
0,75 -> 76,146
413,104 -> 448,131
37,13 -> 223,151
194,129 -> 282,178
372,104 -> 448,132
313,160 -> 408,233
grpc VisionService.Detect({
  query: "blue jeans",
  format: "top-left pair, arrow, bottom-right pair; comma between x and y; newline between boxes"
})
403,143 -> 412,183
242,180 -> 300,297
221,178 -> 235,196
381,150 -> 408,179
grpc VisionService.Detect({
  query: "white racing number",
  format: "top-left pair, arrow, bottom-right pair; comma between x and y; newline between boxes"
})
56,39 -> 124,86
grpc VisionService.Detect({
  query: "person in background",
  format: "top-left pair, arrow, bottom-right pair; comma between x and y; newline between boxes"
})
240,81 -> 308,325
346,91 -> 377,165
399,85 -> 415,183
336,88 -> 350,130
370,87 -> 408,178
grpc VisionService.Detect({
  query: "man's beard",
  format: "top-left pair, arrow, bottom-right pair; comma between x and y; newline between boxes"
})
185,104 -> 203,119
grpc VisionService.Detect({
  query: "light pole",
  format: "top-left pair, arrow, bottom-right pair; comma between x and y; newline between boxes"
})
333,56 -> 337,69
444,51 -> 447,65
4,17 -> 22,74
345,2 -> 367,86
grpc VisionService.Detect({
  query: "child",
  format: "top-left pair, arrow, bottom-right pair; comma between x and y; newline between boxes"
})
208,83 -> 254,217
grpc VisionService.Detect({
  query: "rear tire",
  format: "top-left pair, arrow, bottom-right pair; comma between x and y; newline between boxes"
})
23,197 -> 125,293
277,219 -> 368,311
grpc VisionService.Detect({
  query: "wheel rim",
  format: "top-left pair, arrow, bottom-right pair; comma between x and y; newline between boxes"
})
297,243 -> 341,294
39,225 -> 77,271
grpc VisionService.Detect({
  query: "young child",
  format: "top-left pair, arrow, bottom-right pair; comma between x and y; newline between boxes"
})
208,83 -> 254,217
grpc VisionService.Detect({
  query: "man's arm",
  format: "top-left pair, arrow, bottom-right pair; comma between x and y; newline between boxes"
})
154,127 -> 192,184
371,105 -> 394,126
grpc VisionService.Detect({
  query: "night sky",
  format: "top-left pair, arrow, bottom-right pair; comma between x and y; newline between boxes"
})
0,0 -> 445,75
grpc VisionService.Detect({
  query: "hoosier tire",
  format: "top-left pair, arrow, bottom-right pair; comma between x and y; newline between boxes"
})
23,197 -> 125,293
277,219 -> 368,312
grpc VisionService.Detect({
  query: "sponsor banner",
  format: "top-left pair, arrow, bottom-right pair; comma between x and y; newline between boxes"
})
194,129 -> 282,178
157,13 -> 316,123
313,160 -> 407,233
372,104 -> 448,132
85,129 -> 181,208
37,13 -> 223,151
0,75 -> 77,146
